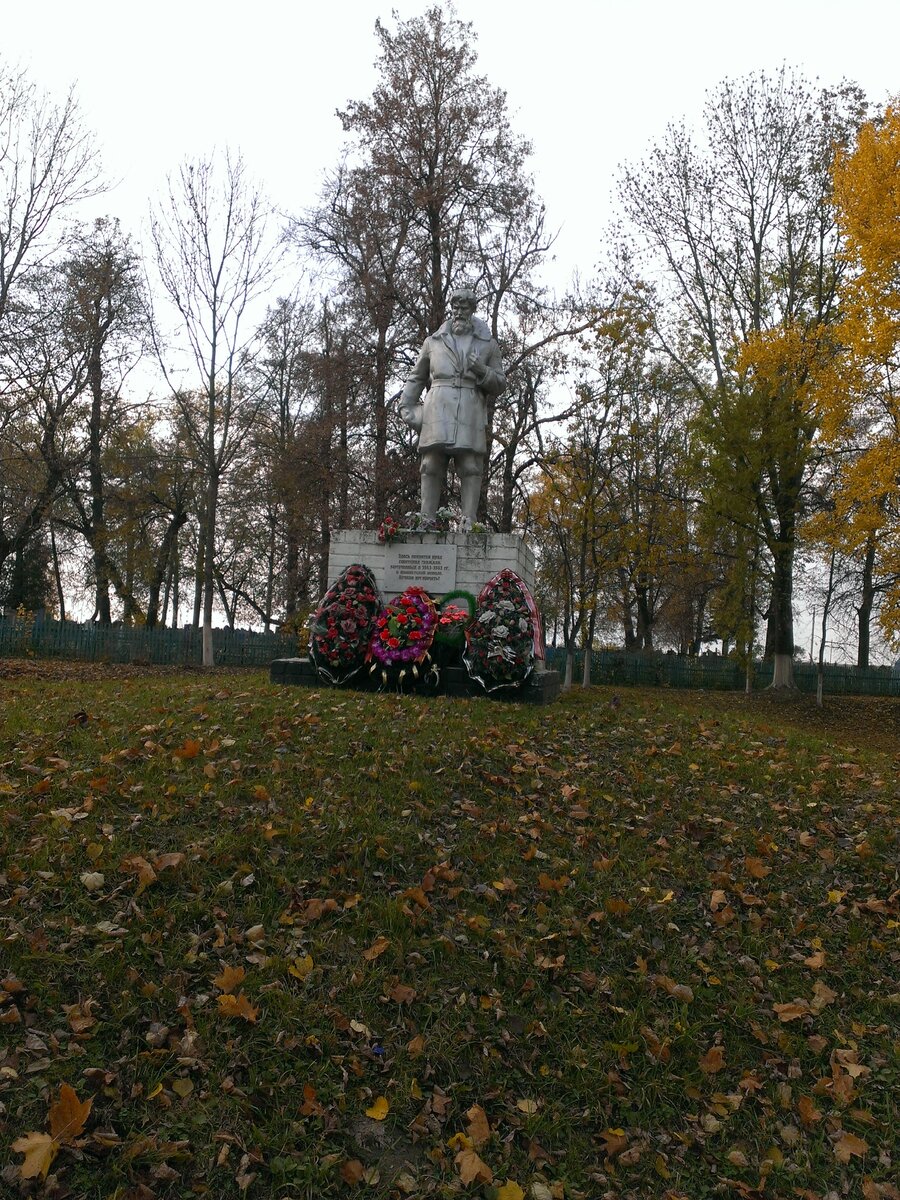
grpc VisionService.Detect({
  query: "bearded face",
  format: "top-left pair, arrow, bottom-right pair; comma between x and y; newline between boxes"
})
450,299 -> 475,335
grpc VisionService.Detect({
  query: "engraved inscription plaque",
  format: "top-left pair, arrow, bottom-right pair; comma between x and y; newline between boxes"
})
384,543 -> 457,594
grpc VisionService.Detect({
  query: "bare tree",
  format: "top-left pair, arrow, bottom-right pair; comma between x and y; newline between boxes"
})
0,60 -> 102,336
0,60 -> 102,590
149,150 -> 277,665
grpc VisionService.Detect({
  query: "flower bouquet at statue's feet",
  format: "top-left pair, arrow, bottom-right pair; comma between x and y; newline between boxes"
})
401,506 -> 454,535
367,586 -> 439,690
309,564 -> 383,685
431,590 -> 476,668
464,569 -> 540,692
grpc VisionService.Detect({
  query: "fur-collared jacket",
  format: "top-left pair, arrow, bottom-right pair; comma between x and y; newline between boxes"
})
399,317 -> 506,455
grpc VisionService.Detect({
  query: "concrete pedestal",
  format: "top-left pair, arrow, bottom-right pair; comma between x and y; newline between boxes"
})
328,529 -> 535,597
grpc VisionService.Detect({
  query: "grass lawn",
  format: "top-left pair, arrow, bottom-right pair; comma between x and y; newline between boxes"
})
1,664 -> 897,1199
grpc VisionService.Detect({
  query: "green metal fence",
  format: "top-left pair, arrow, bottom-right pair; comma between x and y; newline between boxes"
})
545,648 -> 900,698
0,614 -> 298,667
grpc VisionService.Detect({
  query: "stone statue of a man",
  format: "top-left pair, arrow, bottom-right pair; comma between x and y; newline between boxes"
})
399,287 -> 506,528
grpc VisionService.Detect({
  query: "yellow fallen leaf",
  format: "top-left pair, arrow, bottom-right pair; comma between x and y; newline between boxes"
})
217,991 -> 258,1022
516,1098 -> 539,1115
365,1096 -> 389,1120
212,964 -> 246,994
447,1132 -> 472,1151
12,1131 -> 58,1180
497,1183 -> 525,1200
289,955 -> 314,980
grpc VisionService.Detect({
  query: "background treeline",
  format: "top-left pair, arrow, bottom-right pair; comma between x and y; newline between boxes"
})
1,8 -> 898,679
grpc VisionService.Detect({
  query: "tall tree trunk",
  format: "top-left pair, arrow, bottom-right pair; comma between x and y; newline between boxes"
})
284,520 -> 300,617
192,517 -> 204,629
635,579 -> 654,650
147,514 -> 187,629
766,532 -> 796,689
202,469 -> 218,667
372,325 -> 389,520
817,548 -> 836,708
582,606 -> 596,688
264,514 -> 276,633
856,536 -> 875,669
50,521 -> 66,621
88,337 -> 113,625
619,567 -> 637,651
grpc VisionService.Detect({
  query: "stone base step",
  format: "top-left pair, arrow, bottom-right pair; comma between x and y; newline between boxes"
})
270,657 -> 560,705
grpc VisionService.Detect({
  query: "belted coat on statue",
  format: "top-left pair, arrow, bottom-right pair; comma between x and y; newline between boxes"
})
399,317 -> 506,455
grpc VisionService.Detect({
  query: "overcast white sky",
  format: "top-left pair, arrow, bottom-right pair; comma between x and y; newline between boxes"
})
4,0 -> 898,290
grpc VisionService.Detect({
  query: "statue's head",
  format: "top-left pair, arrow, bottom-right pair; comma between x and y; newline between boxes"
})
449,286 -> 477,317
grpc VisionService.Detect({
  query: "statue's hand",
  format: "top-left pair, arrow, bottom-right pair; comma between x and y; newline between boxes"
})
405,404 -> 423,433
467,352 -> 486,380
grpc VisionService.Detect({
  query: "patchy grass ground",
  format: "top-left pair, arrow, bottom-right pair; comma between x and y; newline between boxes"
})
0,667 -> 897,1200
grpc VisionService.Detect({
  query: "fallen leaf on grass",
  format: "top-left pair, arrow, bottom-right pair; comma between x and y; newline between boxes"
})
217,992 -> 258,1022
340,1159 -> 365,1185
466,1103 -> 490,1146
516,1098 -> 539,1115
120,855 -> 157,894
773,1000 -> 811,1022
834,1131 -> 868,1162
600,1128 -> 629,1158
698,1044 -> 726,1073
811,980 -> 838,1012
63,999 -> 97,1034
388,982 -> 416,1003
288,955 -> 314,980
49,1082 -> 92,1140
654,974 -> 693,1003
154,852 -> 185,872
455,1147 -> 493,1185
13,1082 -> 92,1181
299,1083 -> 324,1116
797,1095 -> 822,1127
213,964 -> 246,994
365,1096 -> 389,1120
496,1183 -> 525,1200
744,856 -> 771,878
363,936 -> 390,962
12,1131 -> 57,1180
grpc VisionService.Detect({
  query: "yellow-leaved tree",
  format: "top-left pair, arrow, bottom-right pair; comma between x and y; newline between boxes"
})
819,102 -> 900,649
